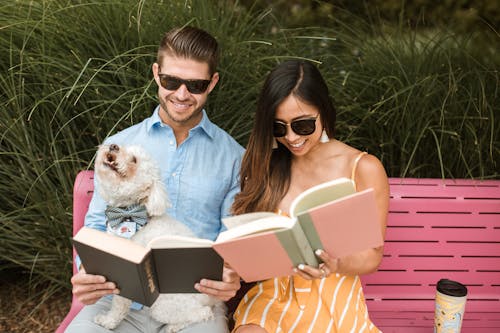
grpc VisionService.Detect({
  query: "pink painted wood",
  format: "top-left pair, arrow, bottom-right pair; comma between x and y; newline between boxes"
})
56,173 -> 500,332
55,171 -> 92,333
363,178 -> 500,332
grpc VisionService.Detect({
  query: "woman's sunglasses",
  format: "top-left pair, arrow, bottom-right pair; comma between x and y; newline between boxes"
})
273,115 -> 319,137
158,74 -> 211,94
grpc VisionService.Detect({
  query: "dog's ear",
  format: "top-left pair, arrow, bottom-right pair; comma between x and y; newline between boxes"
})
144,179 -> 171,216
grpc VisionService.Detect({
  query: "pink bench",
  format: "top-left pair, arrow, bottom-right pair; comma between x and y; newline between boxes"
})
363,178 -> 500,332
56,171 -> 500,332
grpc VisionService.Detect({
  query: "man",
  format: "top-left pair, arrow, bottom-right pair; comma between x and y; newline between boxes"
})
67,26 -> 244,332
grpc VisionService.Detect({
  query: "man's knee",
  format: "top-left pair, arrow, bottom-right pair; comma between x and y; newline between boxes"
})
65,299 -> 112,332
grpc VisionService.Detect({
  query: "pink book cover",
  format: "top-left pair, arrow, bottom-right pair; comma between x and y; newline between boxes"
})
212,231 -> 294,282
304,189 -> 384,258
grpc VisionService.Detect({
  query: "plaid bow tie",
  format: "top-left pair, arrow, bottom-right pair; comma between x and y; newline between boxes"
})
105,204 -> 148,228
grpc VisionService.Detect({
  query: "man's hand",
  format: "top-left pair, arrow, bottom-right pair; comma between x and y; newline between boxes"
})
194,263 -> 241,301
71,267 -> 119,305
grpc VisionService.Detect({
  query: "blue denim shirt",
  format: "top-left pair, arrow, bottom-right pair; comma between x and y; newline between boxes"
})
78,106 -> 244,308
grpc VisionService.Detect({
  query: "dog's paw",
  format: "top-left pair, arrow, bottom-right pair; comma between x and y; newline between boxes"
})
94,313 -> 120,330
164,323 -> 189,333
158,306 -> 215,333
197,306 -> 215,321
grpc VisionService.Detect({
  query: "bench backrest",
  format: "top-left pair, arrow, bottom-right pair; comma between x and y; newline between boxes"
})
72,171 -> 500,330
362,178 -> 500,330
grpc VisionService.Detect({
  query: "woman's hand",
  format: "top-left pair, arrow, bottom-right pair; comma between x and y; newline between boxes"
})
293,249 -> 338,280
295,245 -> 384,280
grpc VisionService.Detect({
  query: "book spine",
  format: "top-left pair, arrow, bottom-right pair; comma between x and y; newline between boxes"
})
297,213 -> 324,255
274,229 -> 305,267
274,222 -> 319,267
289,220 -> 319,267
137,252 -> 160,306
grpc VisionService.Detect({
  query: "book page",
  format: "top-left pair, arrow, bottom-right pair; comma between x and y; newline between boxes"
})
73,227 -> 148,264
148,235 -> 214,249
216,215 -> 293,243
222,211 -> 280,229
290,178 -> 355,218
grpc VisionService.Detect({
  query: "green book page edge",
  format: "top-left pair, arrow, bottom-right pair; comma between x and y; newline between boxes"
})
289,220 -> 318,267
298,212 -> 324,257
274,222 -> 319,267
291,179 -> 355,217
274,227 -> 305,267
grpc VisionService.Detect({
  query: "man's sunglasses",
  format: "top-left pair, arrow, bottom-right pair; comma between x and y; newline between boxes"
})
273,115 -> 319,137
158,74 -> 211,94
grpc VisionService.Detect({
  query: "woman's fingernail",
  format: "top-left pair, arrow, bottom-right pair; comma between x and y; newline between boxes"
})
315,249 -> 323,256
298,264 -> 305,270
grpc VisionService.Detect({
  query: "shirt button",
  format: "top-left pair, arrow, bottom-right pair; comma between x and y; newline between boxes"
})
169,140 -> 174,145
172,172 -> 176,177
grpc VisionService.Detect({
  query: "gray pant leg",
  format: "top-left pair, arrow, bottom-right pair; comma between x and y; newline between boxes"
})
66,297 -> 229,333
177,303 -> 229,333
65,297 -> 164,333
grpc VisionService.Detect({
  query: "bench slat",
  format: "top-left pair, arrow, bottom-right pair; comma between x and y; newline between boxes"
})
389,178 -> 500,197
382,240 -> 500,256
390,200 -> 500,214
363,269 -> 500,284
376,255 -> 500,272
388,212 -> 500,228
362,284 -> 500,298
385,226 -> 500,242
366,299 -> 500,313
371,310 -> 500,322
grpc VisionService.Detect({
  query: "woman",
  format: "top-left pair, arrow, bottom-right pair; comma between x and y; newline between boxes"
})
231,60 -> 389,332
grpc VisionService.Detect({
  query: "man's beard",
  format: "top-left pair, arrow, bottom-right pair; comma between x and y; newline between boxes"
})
159,97 -> 204,125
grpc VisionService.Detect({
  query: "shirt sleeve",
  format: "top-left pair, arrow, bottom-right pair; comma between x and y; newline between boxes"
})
75,173 -> 107,272
84,176 -> 107,231
219,153 -> 243,232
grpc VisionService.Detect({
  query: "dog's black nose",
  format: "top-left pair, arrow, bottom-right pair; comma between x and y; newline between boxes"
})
109,144 -> 119,152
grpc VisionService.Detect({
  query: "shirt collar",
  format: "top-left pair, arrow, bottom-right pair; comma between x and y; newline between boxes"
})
147,106 -> 215,140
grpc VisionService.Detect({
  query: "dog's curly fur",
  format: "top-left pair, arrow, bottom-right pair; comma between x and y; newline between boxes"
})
92,144 -> 225,332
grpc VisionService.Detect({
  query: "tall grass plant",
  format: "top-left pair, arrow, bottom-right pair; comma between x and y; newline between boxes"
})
0,0 -> 497,296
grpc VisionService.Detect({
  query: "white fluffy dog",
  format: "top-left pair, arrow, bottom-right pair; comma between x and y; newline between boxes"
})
92,143 -> 224,332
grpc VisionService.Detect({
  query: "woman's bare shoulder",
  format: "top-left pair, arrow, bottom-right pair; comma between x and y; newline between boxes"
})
355,153 -> 389,190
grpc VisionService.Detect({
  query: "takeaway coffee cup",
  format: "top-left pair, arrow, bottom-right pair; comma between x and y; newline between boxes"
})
434,279 -> 468,333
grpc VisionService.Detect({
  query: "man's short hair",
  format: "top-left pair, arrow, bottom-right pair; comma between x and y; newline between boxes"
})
157,26 -> 219,75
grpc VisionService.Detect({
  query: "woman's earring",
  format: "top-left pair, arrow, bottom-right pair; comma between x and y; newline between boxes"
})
320,130 -> 330,143
272,138 -> 278,149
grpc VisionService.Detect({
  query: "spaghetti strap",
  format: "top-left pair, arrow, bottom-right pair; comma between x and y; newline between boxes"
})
351,152 -> 368,190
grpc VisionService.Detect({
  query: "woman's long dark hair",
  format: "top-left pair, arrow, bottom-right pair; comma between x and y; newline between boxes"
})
232,60 -> 337,214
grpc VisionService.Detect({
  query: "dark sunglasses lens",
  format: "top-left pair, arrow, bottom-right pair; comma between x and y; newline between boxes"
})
291,119 -> 316,135
159,75 -> 210,94
159,76 -> 181,91
273,123 -> 287,137
187,80 -> 210,94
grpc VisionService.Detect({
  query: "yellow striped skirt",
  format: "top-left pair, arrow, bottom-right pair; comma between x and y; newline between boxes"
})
233,274 -> 381,333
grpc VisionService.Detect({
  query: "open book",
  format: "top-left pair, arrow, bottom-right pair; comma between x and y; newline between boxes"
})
72,228 -> 224,306
212,177 -> 384,282
73,177 -> 384,295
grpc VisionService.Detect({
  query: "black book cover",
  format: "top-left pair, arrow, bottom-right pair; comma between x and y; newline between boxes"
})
152,247 -> 224,293
72,227 -> 224,305
72,238 -> 160,306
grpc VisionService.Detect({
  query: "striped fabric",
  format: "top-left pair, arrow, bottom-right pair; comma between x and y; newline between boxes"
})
232,274 -> 380,332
